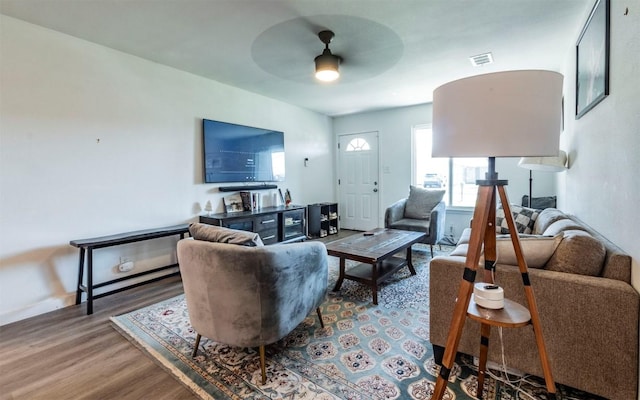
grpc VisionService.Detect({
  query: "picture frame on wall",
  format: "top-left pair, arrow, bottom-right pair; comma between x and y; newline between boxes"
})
575,0 -> 610,119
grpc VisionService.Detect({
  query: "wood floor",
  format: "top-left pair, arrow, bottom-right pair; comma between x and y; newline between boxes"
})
0,231 -> 360,400
0,276 -> 198,400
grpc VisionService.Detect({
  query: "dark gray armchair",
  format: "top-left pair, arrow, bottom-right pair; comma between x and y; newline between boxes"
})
384,187 -> 446,257
521,195 -> 557,209
177,224 -> 328,385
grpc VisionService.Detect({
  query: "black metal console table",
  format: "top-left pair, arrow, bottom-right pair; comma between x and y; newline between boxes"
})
70,224 -> 190,315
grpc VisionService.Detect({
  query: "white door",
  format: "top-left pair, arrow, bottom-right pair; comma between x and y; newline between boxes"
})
338,132 -> 380,231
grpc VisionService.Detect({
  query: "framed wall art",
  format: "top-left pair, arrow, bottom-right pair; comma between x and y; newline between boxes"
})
575,0 -> 610,119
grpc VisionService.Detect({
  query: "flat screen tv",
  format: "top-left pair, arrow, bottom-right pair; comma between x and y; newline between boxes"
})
203,119 -> 285,183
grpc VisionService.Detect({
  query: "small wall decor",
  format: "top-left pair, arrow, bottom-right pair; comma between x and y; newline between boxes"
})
576,0 -> 610,119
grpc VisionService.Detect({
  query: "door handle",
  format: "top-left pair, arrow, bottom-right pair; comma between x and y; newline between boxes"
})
373,188 -> 378,192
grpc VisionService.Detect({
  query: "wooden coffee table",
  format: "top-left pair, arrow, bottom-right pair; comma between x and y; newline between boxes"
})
326,228 -> 426,304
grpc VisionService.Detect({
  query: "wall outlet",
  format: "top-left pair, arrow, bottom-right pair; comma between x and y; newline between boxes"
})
118,261 -> 134,272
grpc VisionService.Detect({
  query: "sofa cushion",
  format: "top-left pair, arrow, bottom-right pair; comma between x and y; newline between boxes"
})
450,232 -> 562,269
450,243 -> 469,257
546,230 -> 605,276
493,233 -> 563,268
457,228 -> 472,245
388,218 -> 431,234
532,208 -> 568,234
404,186 -> 444,220
496,204 -> 540,234
542,219 -> 588,236
189,223 -> 264,247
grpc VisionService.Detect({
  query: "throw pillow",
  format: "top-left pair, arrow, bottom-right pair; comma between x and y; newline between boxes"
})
542,219 -> 587,236
449,243 -> 469,257
532,208 -> 568,235
189,223 -> 264,247
545,230 -> 605,276
491,233 -> 563,269
457,228 -> 472,246
495,204 -> 540,234
404,186 -> 445,220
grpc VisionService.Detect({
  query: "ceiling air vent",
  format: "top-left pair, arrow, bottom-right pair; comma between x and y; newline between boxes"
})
469,52 -> 493,67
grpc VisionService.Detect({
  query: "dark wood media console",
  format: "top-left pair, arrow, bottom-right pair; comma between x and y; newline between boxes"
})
200,205 -> 306,244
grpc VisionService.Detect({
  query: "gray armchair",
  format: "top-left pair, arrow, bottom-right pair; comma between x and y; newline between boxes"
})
384,187 -> 446,256
521,195 -> 557,209
177,226 -> 328,384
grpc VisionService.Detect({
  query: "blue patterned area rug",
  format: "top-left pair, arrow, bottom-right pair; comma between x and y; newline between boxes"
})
111,244 -> 602,400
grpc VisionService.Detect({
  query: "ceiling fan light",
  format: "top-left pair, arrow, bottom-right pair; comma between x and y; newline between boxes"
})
315,51 -> 340,82
315,68 -> 339,82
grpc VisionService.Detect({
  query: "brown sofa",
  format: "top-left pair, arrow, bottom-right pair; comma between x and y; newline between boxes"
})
429,207 -> 639,400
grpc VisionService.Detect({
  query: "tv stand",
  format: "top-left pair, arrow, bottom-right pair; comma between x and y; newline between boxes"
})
218,184 -> 278,192
199,205 -> 306,244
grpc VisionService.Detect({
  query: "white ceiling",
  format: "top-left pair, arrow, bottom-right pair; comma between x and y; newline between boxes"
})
0,0 -> 591,117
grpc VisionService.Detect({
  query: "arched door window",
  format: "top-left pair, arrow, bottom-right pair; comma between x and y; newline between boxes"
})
345,137 -> 371,151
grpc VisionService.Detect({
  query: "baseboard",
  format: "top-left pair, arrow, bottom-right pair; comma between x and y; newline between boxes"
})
0,294 -> 75,326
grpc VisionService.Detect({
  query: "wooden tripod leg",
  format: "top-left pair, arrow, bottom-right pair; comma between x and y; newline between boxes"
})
259,345 -> 267,385
498,187 -> 556,395
432,276 -> 476,398
432,185 -> 495,400
477,323 -> 491,399
482,197 -> 497,283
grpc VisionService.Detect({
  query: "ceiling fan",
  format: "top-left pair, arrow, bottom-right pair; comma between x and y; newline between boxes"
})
314,30 -> 342,82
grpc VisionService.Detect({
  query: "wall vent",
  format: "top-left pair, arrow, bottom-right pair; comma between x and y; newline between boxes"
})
469,52 -> 493,67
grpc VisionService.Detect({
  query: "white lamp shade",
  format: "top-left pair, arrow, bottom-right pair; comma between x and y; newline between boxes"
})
432,70 -> 563,157
519,150 -> 567,172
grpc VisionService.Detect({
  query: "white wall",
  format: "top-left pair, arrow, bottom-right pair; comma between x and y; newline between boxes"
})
0,16 -> 335,325
333,104 -> 558,239
559,0 -> 640,291
334,104 -> 428,222
558,3 -> 640,397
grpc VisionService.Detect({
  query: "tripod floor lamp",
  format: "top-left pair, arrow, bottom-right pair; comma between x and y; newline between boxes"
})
519,151 -> 568,208
430,70 -> 563,399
